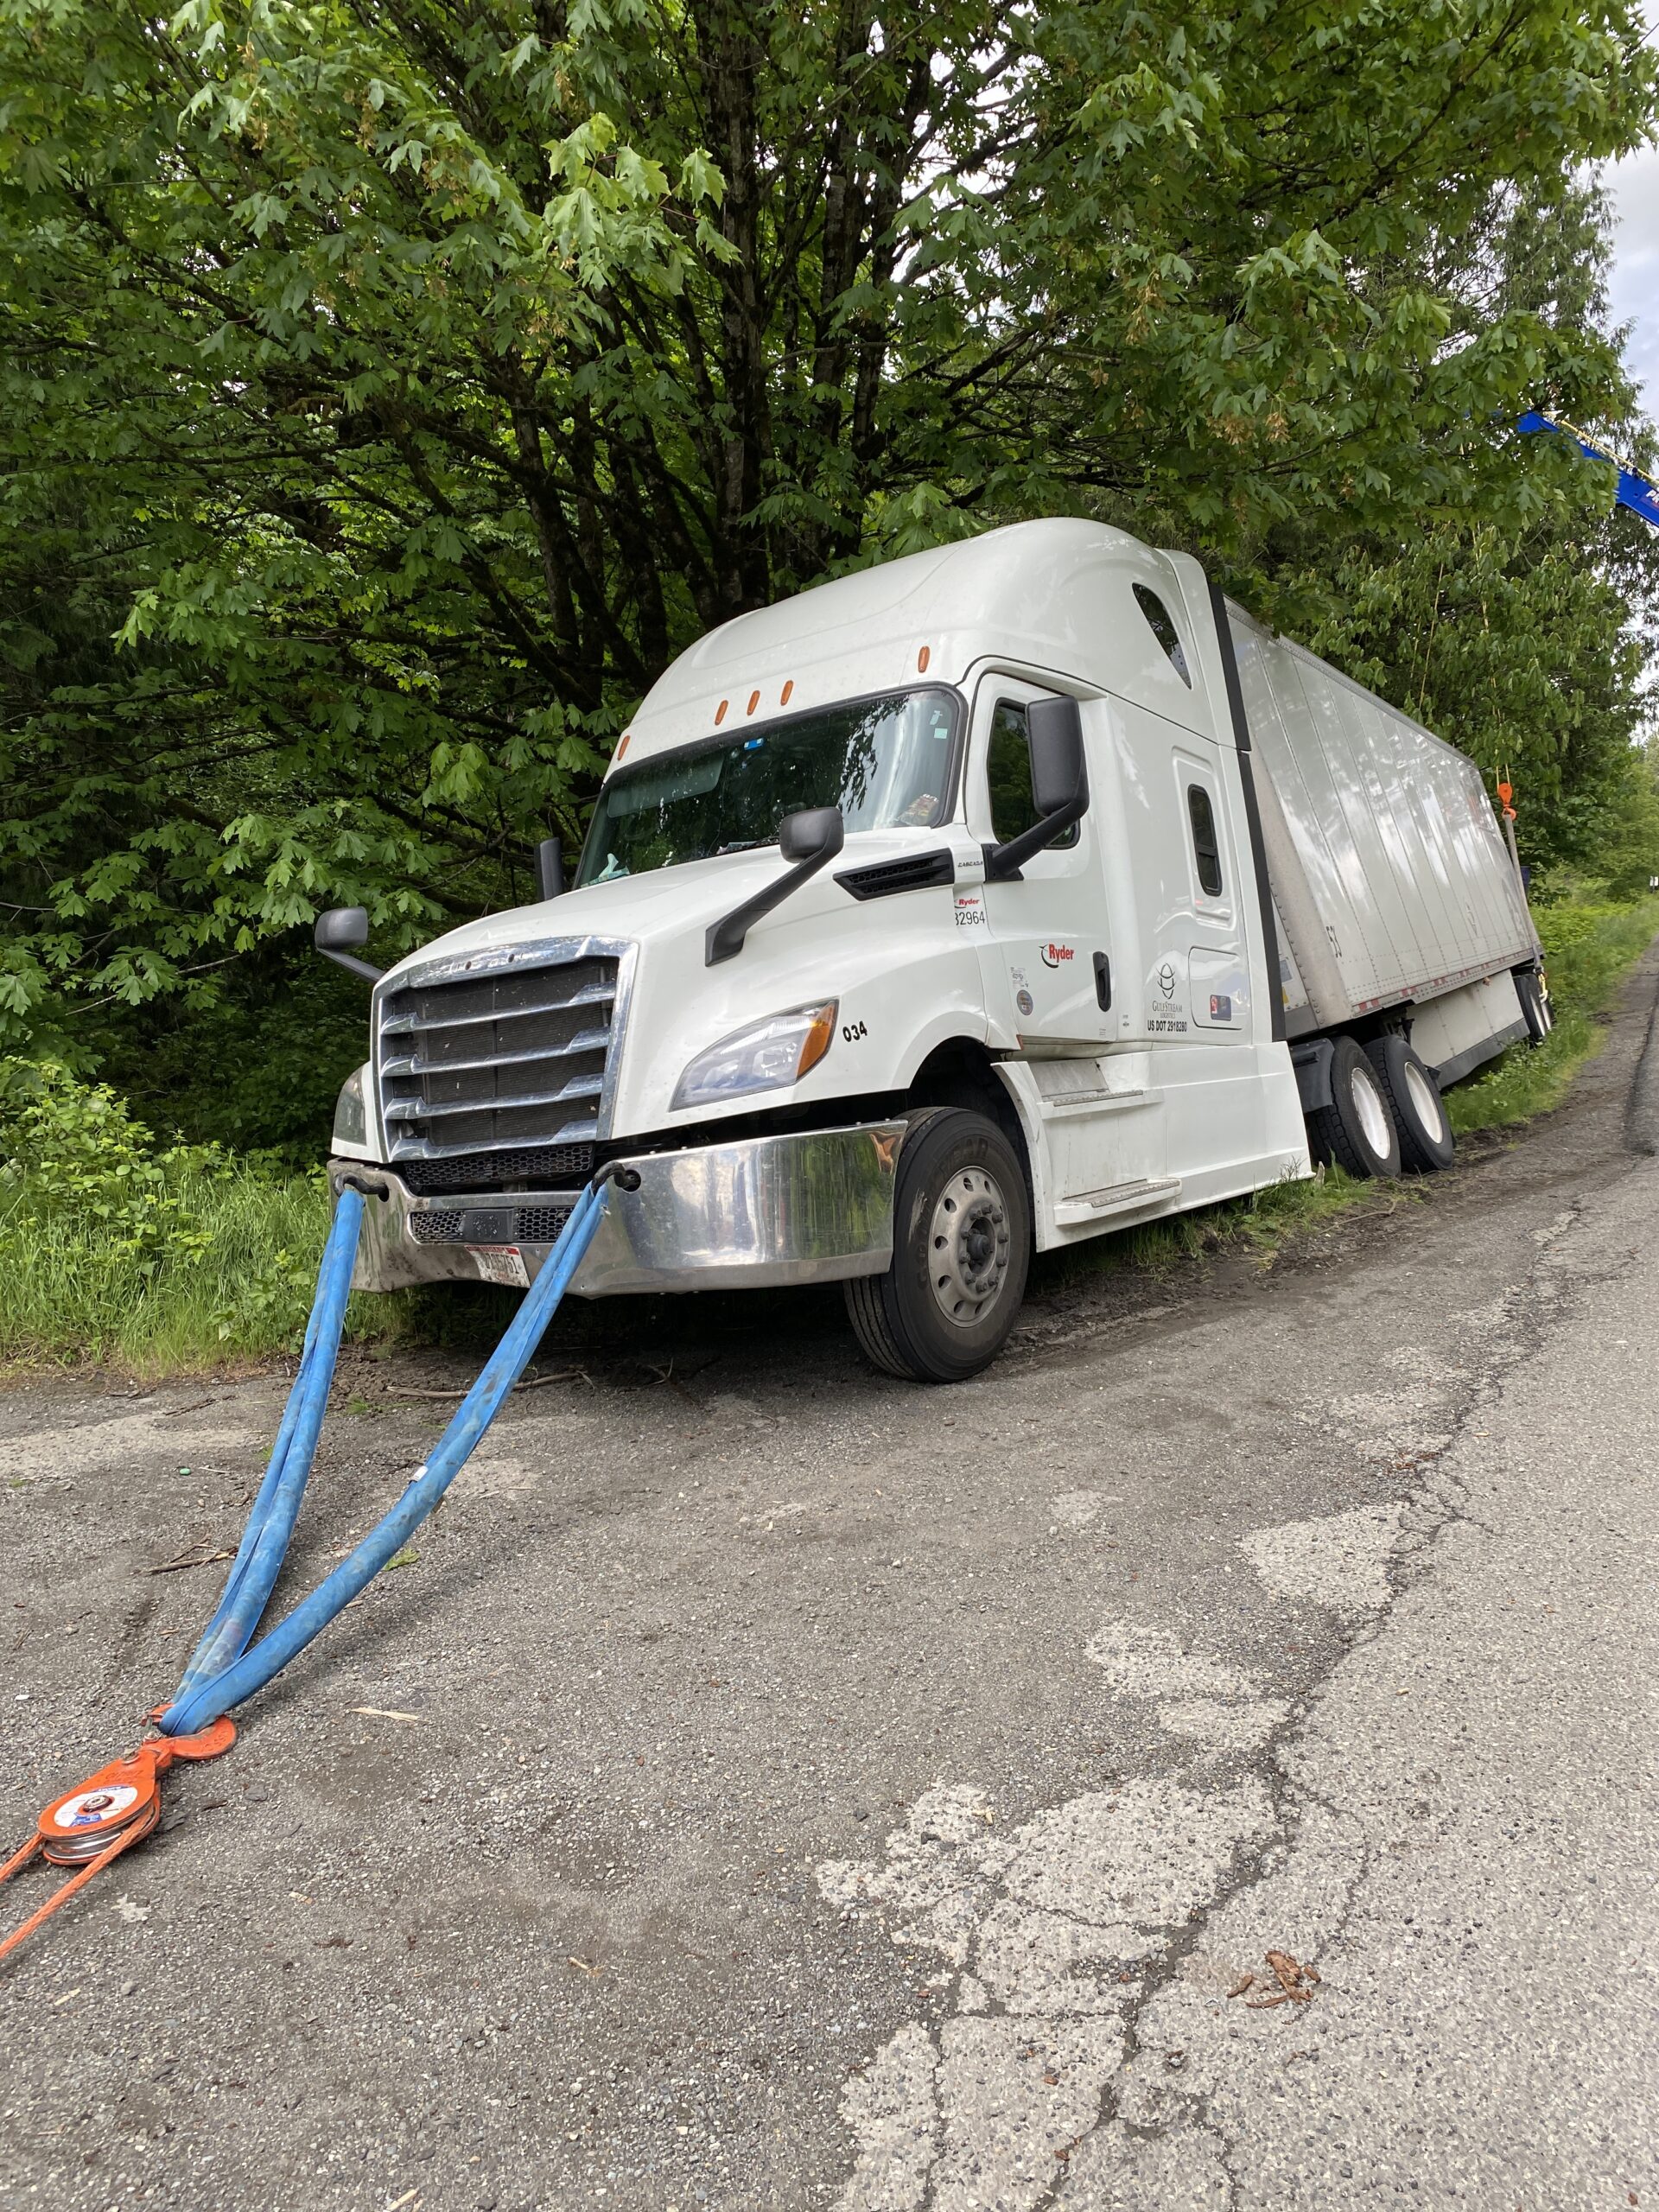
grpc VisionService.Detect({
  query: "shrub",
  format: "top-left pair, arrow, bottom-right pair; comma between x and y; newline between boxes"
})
0,1058 -> 348,1368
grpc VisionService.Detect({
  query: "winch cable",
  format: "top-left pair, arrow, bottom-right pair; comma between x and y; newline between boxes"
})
2,1164 -> 627,1962
162,1169 -> 613,1735
173,1183 -> 364,1707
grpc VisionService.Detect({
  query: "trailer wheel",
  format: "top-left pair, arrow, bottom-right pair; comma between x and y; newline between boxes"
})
1365,1035 -> 1453,1173
1305,1037 -> 1402,1179
1515,968 -> 1553,1045
844,1108 -> 1031,1383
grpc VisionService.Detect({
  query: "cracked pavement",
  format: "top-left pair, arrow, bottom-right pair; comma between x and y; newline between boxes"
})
3,945 -> 1658,2212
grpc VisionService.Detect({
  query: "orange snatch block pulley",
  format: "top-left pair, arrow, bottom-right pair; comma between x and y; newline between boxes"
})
0,1715 -> 235,1964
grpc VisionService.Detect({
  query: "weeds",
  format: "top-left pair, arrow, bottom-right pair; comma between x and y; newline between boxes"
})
1043,893 -> 1659,1292
0,1065 -> 383,1373
1445,897 -> 1659,1131
1041,1154 -> 1387,1294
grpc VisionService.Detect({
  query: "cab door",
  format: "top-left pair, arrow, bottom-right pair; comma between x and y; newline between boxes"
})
1116,696 -> 1268,1183
966,675 -> 1170,1227
967,676 -> 1112,1047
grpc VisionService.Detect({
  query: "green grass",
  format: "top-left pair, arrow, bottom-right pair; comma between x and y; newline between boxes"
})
0,1152 -> 369,1376
1046,893 -> 1659,1292
1040,1147 -> 1387,1295
3,895 -> 1655,1376
1445,896 -> 1659,1132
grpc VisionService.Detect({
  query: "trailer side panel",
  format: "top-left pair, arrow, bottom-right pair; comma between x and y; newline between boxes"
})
1225,601 -> 1536,1023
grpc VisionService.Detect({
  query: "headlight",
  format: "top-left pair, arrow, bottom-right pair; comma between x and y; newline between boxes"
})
671,1001 -> 837,1112
332,1064 -> 370,1149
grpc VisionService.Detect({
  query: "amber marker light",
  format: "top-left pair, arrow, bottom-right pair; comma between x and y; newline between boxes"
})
780,680 -> 794,705
747,689 -> 761,715
917,645 -> 931,672
797,1002 -> 837,1081
615,732 -> 632,761
715,699 -> 729,725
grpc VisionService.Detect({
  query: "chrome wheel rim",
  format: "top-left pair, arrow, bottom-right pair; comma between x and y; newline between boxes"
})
928,1166 -> 1012,1327
1403,1060 -> 1446,1145
1351,1065 -> 1392,1162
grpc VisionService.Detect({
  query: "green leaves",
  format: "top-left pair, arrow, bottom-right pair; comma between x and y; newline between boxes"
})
0,1057 -> 230,1262
0,0 -> 1653,1108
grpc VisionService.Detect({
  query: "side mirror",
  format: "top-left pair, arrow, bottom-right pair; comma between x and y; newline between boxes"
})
779,806 -> 846,867
536,836 -> 565,900
314,906 -> 384,984
706,805 -> 846,966
985,696 -> 1090,880
1028,696 -> 1087,817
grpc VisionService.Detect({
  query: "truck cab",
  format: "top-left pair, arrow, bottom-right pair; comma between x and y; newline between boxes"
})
327,517 -> 1520,1380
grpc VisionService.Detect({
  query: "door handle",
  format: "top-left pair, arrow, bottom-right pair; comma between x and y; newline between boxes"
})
1093,952 -> 1112,1011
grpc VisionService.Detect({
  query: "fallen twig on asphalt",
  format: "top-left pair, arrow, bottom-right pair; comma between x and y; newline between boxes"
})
147,1546 -> 235,1575
382,1368 -> 587,1401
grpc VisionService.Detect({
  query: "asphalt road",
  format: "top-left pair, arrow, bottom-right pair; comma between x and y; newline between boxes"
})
3,949 -> 1657,2212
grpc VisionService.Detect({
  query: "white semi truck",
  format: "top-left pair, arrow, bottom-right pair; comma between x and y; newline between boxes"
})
321,518 -> 1548,1382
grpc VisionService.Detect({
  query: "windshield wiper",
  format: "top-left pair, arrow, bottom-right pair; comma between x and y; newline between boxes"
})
712,838 -> 766,856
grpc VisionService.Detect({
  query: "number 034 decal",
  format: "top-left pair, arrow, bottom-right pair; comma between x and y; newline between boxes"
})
841,1019 -> 868,1043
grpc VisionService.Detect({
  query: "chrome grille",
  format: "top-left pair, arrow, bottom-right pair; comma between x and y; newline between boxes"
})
377,940 -> 629,1163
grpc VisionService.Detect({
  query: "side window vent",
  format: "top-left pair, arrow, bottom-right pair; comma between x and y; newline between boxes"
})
1187,784 -> 1224,897
1134,584 -> 1192,687
836,849 -> 955,901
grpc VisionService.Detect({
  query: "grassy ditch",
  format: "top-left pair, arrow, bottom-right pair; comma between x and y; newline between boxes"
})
0,1065 -> 361,1374
3,897 -> 1656,1376
1042,891 -> 1659,1294
1445,896 -> 1659,1131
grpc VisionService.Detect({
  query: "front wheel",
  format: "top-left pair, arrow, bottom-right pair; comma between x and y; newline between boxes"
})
844,1108 -> 1032,1383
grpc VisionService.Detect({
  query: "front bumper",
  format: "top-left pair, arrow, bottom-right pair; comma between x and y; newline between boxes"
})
330,1120 -> 904,1298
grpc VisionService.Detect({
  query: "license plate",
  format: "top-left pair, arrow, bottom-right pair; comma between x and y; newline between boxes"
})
467,1244 -> 530,1289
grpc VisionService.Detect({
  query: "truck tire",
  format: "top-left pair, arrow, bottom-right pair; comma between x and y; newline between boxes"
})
1515,967 -> 1553,1044
1365,1035 -> 1453,1173
1305,1036 -> 1402,1179
844,1108 -> 1031,1383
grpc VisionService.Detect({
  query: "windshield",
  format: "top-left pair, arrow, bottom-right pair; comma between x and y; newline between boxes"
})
576,688 -> 960,887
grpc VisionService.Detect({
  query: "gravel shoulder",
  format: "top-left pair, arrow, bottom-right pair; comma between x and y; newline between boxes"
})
3,948 -> 1656,2212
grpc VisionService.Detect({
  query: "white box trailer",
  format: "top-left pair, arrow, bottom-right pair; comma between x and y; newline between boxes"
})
322,519 -> 1548,1381
1229,603 -> 1541,1080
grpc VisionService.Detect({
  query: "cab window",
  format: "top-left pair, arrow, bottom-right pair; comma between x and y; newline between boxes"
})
1187,783 -> 1224,896
1135,584 -> 1192,686
986,700 -> 1080,849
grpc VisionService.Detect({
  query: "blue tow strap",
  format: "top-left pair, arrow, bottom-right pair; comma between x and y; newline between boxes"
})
159,1178 -> 609,1737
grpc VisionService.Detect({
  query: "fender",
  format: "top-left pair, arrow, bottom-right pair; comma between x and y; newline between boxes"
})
890,1008 -> 995,1094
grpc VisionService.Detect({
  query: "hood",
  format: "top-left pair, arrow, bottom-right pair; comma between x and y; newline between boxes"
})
377,846 -> 818,985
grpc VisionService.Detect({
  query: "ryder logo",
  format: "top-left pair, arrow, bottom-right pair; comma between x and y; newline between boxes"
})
1039,942 -> 1075,969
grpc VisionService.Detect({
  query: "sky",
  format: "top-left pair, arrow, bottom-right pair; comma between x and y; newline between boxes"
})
1608,141 -> 1659,429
